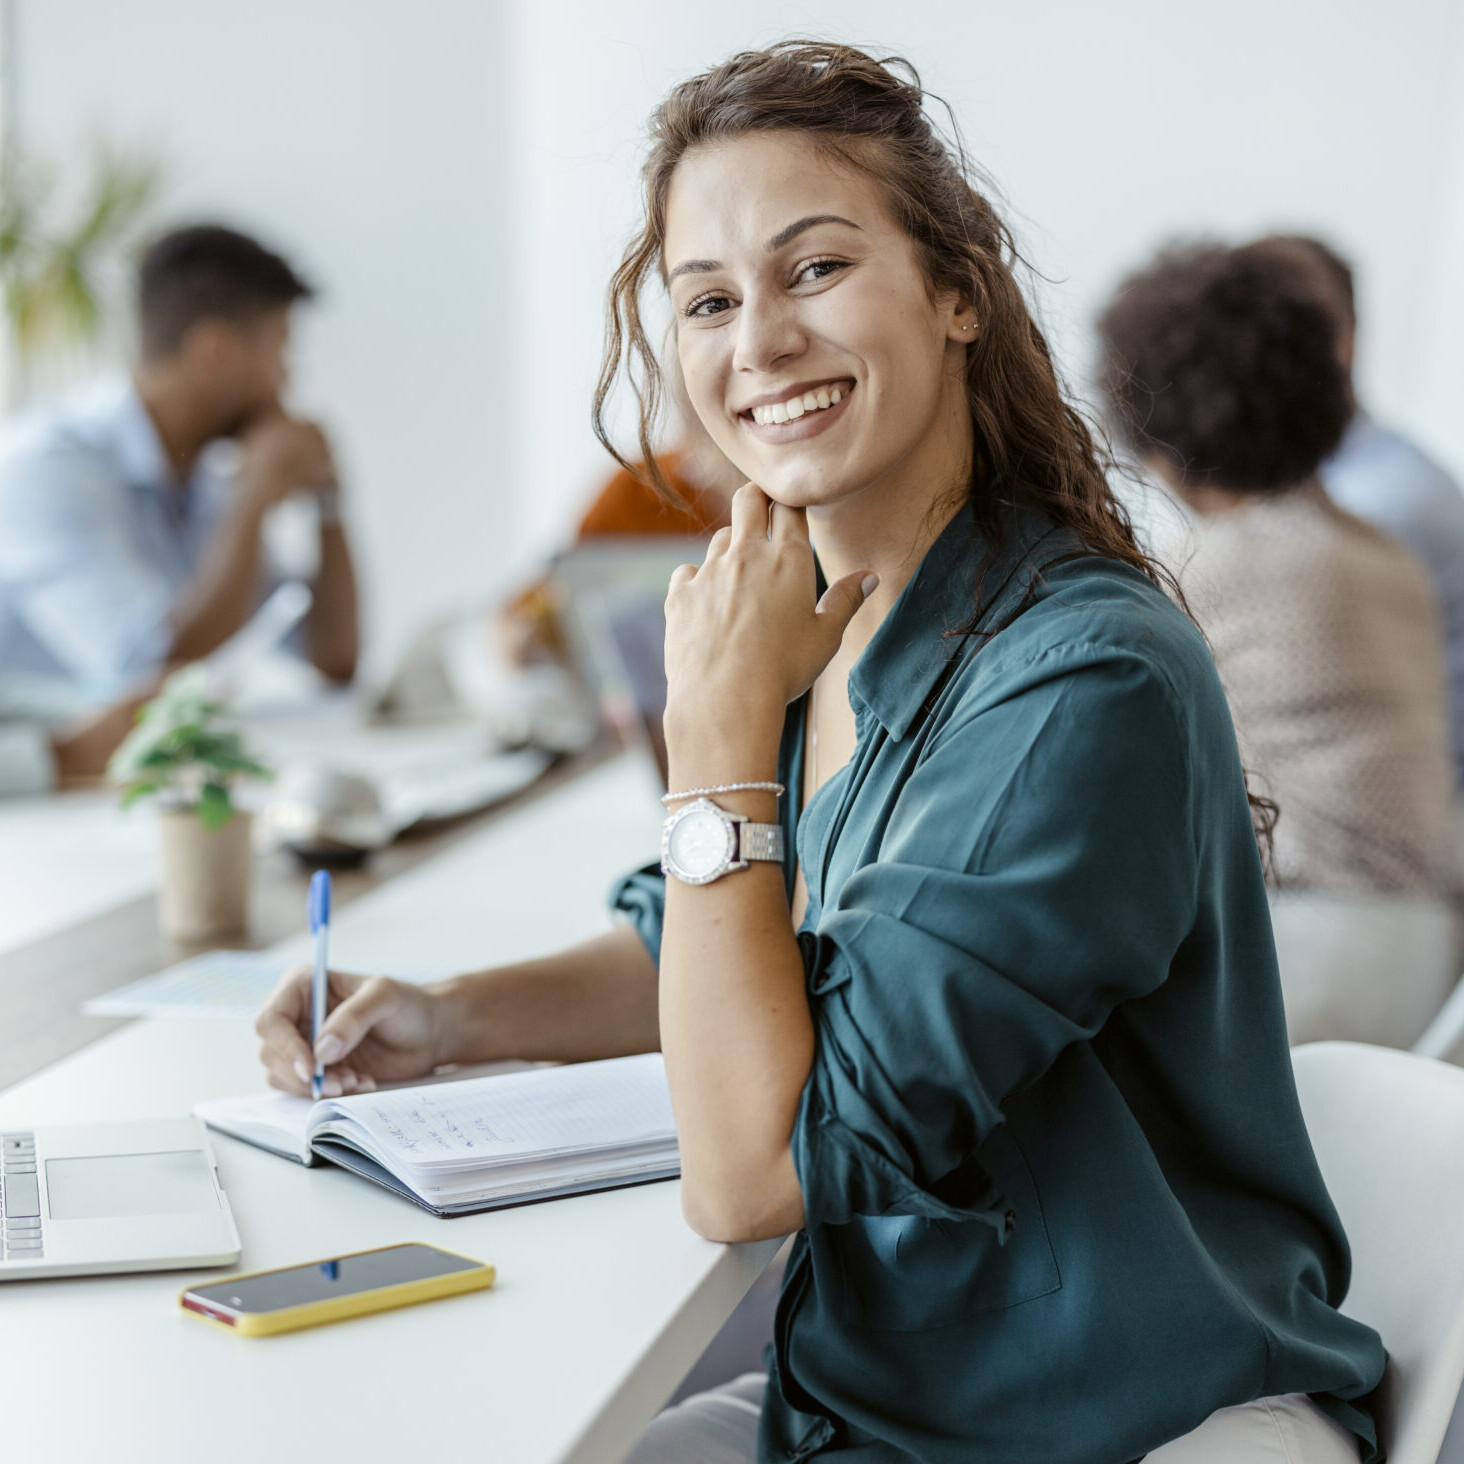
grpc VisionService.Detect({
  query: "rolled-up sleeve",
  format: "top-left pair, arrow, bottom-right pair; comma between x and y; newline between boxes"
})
0,448 -> 174,690
609,861 -> 667,964
793,644 -> 1202,1228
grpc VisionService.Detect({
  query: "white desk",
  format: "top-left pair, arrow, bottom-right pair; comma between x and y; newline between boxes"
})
0,790 -> 156,956
1,756 -> 781,1464
0,701 -> 544,959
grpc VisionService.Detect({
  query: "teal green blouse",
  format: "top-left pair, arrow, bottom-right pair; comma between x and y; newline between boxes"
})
611,502 -> 1386,1464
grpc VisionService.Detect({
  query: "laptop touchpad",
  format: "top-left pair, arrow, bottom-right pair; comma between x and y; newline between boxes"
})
45,1151 -> 219,1220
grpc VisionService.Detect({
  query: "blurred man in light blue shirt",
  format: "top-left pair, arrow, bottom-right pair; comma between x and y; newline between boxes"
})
1258,234 -> 1464,784
0,224 -> 359,712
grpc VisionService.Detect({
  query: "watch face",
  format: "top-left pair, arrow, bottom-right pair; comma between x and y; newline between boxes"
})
665,806 -> 736,883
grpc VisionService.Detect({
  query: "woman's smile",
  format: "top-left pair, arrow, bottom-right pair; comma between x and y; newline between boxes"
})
661,132 -> 973,514
738,378 -> 856,442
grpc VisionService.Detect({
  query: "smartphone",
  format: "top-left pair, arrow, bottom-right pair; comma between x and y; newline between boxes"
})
179,1242 -> 495,1336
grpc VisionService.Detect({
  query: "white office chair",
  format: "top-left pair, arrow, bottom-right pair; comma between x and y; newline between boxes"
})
1419,804 -> 1464,1065
1292,1042 -> 1464,1464
1413,972 -> 1464,1065
1270,894 -> 1462,1049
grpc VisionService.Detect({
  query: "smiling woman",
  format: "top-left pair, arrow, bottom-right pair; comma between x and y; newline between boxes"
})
252,38 -> 1385,1464
595,38 -> 1386,1464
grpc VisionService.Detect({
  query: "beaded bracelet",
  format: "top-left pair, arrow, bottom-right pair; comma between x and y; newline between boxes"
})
660,780 -> 785,808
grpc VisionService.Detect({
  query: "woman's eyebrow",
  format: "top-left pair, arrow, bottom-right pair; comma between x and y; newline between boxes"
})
668,258 -> 718,282
666,215 -> 863,283
766,214 -> 861,251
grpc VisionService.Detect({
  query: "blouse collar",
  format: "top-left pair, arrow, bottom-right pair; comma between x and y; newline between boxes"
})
847,495 -> 1068,741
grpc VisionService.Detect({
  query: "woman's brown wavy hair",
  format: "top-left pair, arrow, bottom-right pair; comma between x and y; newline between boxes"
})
593,40 -> 1147,576
591,38 -> 1276,859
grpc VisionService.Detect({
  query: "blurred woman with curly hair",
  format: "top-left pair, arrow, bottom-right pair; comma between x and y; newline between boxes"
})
1100,240 -> 1461,1047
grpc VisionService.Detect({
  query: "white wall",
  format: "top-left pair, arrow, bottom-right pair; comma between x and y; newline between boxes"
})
506,0 -> 1464,555
1414,14 -> 1464,479
11,2 -> 1464,669
11,0 -> 515,680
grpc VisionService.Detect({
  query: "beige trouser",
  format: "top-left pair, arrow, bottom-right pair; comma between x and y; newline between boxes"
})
622,1375 -> 1361,1463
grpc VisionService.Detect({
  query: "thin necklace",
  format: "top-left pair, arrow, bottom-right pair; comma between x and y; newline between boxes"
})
809,677 -> 819,797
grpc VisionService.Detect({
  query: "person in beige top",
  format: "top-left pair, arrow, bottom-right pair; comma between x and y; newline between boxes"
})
1099,240 -> 1461,1044
1178,485 -> 1456,897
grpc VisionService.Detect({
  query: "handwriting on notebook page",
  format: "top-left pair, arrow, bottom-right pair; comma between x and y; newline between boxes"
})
352,1056 -> 674,1162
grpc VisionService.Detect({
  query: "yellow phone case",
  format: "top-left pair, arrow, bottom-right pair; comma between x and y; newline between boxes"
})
179,1243 -> 496,1337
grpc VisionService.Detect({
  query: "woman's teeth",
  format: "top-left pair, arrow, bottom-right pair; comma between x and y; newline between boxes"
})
750,384 -> 844,426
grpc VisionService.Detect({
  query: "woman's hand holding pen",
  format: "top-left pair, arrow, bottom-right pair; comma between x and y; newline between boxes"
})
661,483 -> 875,765
255,967 -> 447,1098
254,926 -> 664,1094
253,927 -> 663,1094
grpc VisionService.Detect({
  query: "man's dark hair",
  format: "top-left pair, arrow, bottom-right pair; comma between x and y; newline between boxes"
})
137,224 -> 313,359
1097,241 -> 1352,493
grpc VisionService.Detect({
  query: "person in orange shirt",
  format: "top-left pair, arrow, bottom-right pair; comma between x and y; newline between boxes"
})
575,451 -> 733,539
501,416 -> 738,667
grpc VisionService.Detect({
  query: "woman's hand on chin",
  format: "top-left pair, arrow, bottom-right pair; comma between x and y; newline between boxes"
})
662,482 -> 876,750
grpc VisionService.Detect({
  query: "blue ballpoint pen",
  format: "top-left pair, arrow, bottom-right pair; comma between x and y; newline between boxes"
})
308,870 -> 332,1100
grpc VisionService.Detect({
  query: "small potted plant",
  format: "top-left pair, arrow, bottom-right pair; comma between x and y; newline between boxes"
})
108,667 -> 271,942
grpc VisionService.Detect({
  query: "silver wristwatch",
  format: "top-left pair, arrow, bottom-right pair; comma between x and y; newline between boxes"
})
660,797 -> 785,886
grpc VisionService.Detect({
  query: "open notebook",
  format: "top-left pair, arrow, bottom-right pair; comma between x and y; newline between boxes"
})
195,1053 -> 679,1216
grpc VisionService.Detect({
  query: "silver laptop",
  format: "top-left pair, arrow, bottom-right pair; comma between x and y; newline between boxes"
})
0,1116 -> 240,1280
548,536 -> 708,786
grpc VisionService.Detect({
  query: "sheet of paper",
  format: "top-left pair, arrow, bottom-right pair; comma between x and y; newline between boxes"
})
195,1090 -> 315,1162
84,950 -> 450,1021
325,1053 -> 675,1168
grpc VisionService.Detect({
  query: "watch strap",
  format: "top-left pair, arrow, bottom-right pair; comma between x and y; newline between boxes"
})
737,821 -> 785,863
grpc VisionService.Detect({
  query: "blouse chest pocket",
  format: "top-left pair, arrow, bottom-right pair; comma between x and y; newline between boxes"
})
830,1123 -> 1061,1332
